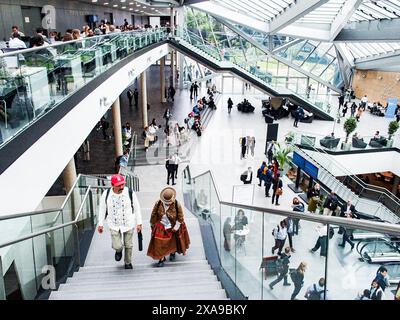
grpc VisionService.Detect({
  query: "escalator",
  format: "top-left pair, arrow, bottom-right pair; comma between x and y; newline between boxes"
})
169,33 -> 335,121
357,238 -> 400,264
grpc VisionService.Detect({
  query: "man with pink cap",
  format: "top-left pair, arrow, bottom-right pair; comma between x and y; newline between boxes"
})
98,174 -> 142,269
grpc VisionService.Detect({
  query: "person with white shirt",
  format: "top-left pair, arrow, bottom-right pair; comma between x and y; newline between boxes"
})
271,220 -> 288,255
147,187 -> 190,267
172,152 -> 181,179
241,167 -> 253,184
97,174 -> 142,269
8,32 -> 26,49
305,278 -> 329,300
310,224 -> 329,257
361,95 -> 368,109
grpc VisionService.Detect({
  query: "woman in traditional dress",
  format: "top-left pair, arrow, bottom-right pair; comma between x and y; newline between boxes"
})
147,187 -> 190,267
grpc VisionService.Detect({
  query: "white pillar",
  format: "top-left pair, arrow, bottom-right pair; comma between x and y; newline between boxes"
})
178,52 -> 184,89
112,97 -> 123,157
170,8 -> 175,35
160,57 -> 166,103
141,71 -> 148,128
170,50 -> 176,88
62,158 -> 77,194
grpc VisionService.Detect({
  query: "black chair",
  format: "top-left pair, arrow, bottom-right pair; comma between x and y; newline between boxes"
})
320,137 -> 340,149
264,114 -> 274,124
352,137 -> 367,149
369,137 -> 387,148
300,114 -> 314,123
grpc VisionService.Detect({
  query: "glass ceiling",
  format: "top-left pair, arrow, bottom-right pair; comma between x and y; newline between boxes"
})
212,0 -> 295,22
351,0 -> 400,22
344,42 -> 400,60
297,0 -> 347,24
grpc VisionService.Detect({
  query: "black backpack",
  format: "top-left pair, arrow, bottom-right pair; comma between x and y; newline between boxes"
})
105,187 -> 134,219
307,284 -> 323,300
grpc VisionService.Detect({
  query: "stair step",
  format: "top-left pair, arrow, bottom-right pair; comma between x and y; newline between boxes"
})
80,259 -> 209,272
66,269 -> 215,283
50,288 -> 228,300
73,264 -> 211,277
58,280 -> 221,293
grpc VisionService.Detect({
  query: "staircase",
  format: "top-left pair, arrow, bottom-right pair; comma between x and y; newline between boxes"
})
294,146 -> 400,224
49,166 -> 227,300
171,34 -> 335,121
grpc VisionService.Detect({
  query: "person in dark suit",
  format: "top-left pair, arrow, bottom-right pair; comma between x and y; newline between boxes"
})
269,247 -> 291,289
338,211 -> 355,250
165,155 -> 176,185
127,89 -> 134,107
272,173 -> 283,206
133,88 -> 139,107
240,137 -> 247,159
340,200 -> 356,218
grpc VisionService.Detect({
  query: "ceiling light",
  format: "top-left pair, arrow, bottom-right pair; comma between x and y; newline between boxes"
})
136,4 -> 141,7
121,0 -> 126,2
113,4 -> 118,7
135,9 -> 139,11
122,6 -> 126,9
143,6 -> 146,8
104,2 -> 109,4
129,2 -> 133,4
129,8 -> 133,10
92,0 -> 98,2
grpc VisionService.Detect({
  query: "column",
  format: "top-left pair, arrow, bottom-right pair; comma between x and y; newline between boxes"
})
112,97 -> 123,157
170,7 -> 175,35
140,71 -> 148,128
160,57 -> 166,103
178,52 -> 184,89
62,158 -> 77,194
170,50 -> 176,88
392,175 -> 400,195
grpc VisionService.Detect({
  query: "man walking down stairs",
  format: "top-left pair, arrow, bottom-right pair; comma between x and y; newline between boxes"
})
49,165 -> 227,300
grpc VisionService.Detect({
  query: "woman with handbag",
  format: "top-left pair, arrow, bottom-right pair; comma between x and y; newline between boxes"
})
290,262 -> 307,300
147,187 -> 191,267
272,173 -> 283,206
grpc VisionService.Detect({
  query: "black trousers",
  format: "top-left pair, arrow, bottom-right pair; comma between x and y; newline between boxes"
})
265,182 -> 272,196
174,164 -> 179,178
341,233 -> 354,248
288,233 -> 294,249
272,239 -> 285,255
293,118 -> 299,127
270,272 -> 289,287
167,170 -> 175,185
312,236 -> 327,256
291,284 -> 302,300
272,192 -> 280,205
293,219 -> 299,235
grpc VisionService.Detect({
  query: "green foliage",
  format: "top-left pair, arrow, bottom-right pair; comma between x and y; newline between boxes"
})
273,142 -> 294,169
388,120 -> 399,138
343,117 -> 357,142
285,131 -> 295,144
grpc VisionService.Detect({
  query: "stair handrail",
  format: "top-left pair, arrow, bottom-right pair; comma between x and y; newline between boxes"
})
293,134 -> 400,208
0,186 -> 91,250
189,170 -> 400,235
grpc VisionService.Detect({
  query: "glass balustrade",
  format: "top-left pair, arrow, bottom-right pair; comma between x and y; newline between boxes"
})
0,29 -> 168,148
183,168 -> 400,300
177,24 -> 336,116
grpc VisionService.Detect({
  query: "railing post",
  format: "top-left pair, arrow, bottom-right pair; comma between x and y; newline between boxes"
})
324,223 -> 330,301
0,256 -> 6,300
73,225 -> 81,267
89,190 -> 95,229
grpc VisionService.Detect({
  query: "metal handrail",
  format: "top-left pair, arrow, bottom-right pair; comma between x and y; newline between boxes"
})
191,169 -> 400,235
0,186 -> 91,250
0,28 -> 168,57
219,200 -> 400,235
0,208 -> 62,222
295,135 -> 400,206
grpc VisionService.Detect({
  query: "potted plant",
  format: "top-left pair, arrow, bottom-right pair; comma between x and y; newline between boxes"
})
285,131 -> 295,144
273,142 -> 294,175
387,120 -> 399,147
342,117 -> 357,150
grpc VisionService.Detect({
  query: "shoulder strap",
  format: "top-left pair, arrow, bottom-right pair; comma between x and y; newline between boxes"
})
128,188 -> 134,211
105,188 -> 111,218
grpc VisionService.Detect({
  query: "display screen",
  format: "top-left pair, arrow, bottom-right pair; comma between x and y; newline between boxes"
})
293,151 -> 319,179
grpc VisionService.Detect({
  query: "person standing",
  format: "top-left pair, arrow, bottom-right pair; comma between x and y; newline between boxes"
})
133,88 -> 139,107
147,187 -> 190,267
168,85 -> 176,102
307,183 -> 321,213
338,94 -> 345,109
97,174 -> 143,269
189,83 -> 194,100
228,97 -> 233,114
127,88 -> 134,107
223,217 -> 232,251
323,191 -> 338,216
248,136 -> 256,157
257,162 -> 267,186
370,280 -> 383,300
342,102 -> 348,118
193,81 -> 199,98
361,95 -> 368,109
165,155 -> 176,185
350,102 -> 357,117
271,220 -> 288,255
267,142 -> 275,164
290,262 -> 307,300
272,173 -> 283,206
82,139 -> 90,161
356,106 -> 363,122
293,108 -> 301,127
291,197 -> 304,236
264,166 -> 273,197
374,266 -> 390,292
240,136 -> 247,160
173,152 -> 181,179
163,108 -> 172,128
269,247 -> 291,289
100,117 -> 110,140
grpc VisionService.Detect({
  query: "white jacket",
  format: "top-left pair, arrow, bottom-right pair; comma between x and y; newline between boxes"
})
98,188 -> 142,232
273,225 -> 287,240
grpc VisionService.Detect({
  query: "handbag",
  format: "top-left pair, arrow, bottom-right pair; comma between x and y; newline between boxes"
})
276,188 -> 283,196
138,231 -> 143,251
